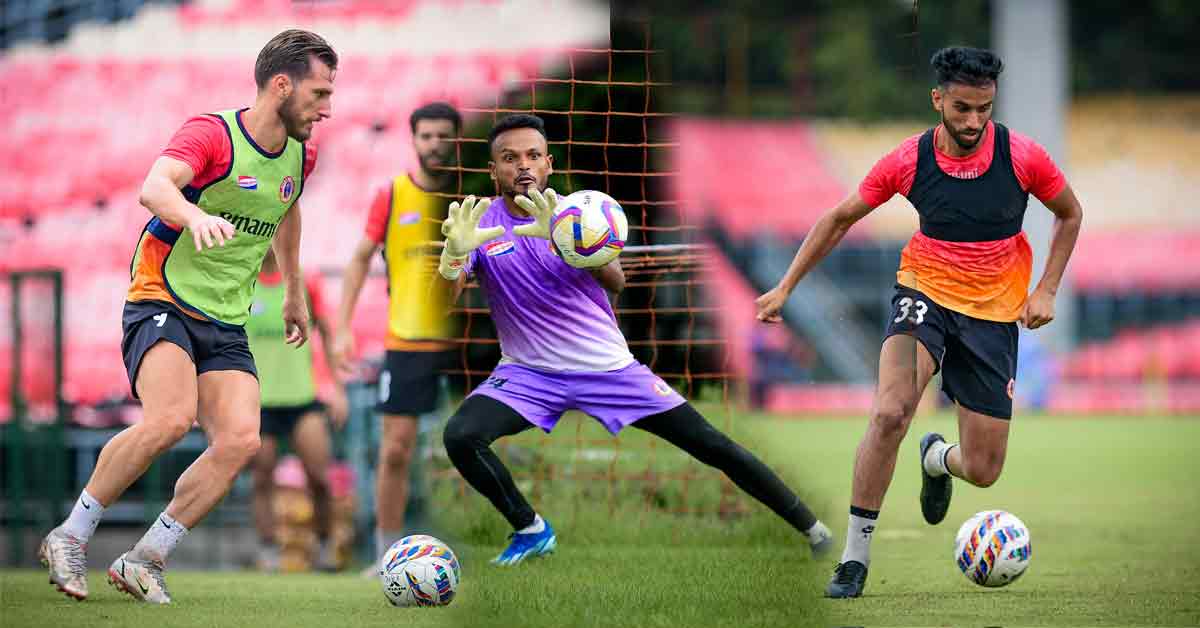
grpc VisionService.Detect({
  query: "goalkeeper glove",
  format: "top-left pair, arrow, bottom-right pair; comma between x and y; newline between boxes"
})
438,195 -> 504,280
512,187 -> 559,240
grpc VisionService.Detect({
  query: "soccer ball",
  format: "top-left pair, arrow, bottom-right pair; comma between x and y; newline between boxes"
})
549,190 -> 628,268
379,538 -> 461,607
954,510 -> 1032,588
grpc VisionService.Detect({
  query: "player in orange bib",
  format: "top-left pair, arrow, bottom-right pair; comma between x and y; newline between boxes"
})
333,103 -> 461,565
755,47 -> 1083,597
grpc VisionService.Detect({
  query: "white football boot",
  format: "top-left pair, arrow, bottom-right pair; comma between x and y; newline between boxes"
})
107,553 -> 172,604
39,527 -> 89,600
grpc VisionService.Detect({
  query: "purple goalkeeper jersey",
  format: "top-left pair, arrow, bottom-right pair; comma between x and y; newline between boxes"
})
466,197 -> 634,372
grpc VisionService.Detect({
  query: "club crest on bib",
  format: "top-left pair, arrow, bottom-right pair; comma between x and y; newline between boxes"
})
279,176 -> 295,202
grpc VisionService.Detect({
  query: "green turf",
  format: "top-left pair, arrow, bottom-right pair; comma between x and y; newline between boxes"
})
4,413 -> 1198,627
744,413 -> 1200,627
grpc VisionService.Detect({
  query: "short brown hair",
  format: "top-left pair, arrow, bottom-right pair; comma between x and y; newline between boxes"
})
254,29 -> 338,89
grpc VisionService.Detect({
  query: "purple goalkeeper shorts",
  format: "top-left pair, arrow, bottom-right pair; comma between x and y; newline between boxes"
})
467,361 -> 687,434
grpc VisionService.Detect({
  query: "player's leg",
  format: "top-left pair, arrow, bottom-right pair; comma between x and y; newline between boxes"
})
830,325 -> 941,598
375,414 -> 418,556
444,363 -> 567,564
290,406 -> 337,570
250,429 -> 281,571
42,328 -> 199,601
442,394 -> 551,564
630,402 -> 834,556
921,315 -> 1017,490
371,350 -> 442,558
110,367 -> 260,604
942,407 -> 1009,487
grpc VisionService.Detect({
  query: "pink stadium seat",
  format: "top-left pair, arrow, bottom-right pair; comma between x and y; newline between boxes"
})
1060,320 -> 1200,383
672,120 -> 859,239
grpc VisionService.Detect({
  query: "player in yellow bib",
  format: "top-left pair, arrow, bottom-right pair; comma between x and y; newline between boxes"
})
334,102 -> 461,564
39,30 -> 337,604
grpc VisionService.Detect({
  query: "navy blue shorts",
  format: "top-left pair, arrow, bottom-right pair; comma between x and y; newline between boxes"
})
121,300 -> 257,399
884,286 -> 1018,419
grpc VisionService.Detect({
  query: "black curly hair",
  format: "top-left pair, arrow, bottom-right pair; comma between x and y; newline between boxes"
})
487,114 -> 547,153
931,46 -> 1004,89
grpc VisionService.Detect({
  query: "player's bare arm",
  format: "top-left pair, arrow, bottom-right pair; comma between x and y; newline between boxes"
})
755,192 -> 876,322
333,237 -> 380,376
139,156 -> 235,252
588,257 -> 625,295
272,202 -> 309,347
1021,182 -> 1084,330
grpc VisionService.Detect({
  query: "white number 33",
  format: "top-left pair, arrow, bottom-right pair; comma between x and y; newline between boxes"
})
893,297 -> 928,325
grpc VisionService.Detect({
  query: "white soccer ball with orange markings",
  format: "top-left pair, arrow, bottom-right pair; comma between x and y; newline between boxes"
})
379,537 -> 461,607
549,190 -> 628,268
954,510 -> 1032,587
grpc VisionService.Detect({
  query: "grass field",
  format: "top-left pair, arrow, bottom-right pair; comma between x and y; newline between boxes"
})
4,412 -> 1199,627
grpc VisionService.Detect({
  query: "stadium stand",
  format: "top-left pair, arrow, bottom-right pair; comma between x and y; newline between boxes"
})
0,0 -> 607,422
675,100 -> 1200,413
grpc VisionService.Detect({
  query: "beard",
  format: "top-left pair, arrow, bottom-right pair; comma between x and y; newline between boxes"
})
278,93 -> 311,141
419,151 -> 455,176
941,111 -> 984,150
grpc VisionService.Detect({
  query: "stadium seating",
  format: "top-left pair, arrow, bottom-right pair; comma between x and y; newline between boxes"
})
1,0 -> 603,420
672,120 -> 857,238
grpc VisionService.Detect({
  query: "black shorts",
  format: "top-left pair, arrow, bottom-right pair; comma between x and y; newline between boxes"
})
884,286 -> 1018,419
260,400 -> 325,438
121,300 -> 257,399
376,350 -> 453,416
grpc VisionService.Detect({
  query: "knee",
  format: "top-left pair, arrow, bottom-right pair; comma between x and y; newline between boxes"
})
251,455 -> 275,487
442,418 -> 479,457
379,434 -> 415,471
215,430 -> 261,466
140,413 -> 195,452
960,453 -> 1004,488
871,400 -> 916,438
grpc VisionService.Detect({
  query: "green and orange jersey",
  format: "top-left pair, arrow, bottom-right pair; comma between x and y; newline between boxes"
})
128,109 -> 318,326
858,121 -> 1066,322
363,174 -> 454,351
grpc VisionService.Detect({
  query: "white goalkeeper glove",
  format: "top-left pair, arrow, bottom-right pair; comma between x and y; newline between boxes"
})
512,187 -> 559,240
438,195 -> 504,280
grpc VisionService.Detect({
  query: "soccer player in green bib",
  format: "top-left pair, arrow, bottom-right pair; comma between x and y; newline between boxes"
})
247,250 -> 348,572
38,30 -> 337,604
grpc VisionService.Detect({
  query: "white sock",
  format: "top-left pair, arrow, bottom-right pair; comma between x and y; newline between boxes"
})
840,508 -> 878,566
131,512 -> 189,564
804,520 -> 832,546
517,514 -> 545,534
923,441 -> 957,478
61,490 -> 104,542
376,529 -> 404,555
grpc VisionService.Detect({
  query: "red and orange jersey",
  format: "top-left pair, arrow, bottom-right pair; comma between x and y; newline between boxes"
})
859,121 -> 1066,322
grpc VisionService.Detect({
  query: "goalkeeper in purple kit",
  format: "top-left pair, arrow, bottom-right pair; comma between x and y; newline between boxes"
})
435,113 -> 833,565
